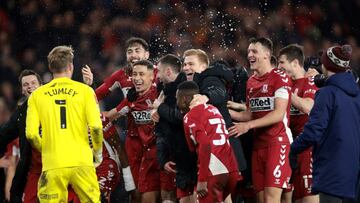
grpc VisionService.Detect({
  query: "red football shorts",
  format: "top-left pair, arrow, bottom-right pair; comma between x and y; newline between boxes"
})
125,135 -> 143,186
197,172 -> 242,203
138,145 -> 176,193
177,185 -> 195,199
293,147 -> 314,200
252,144 -> 292,193
23,172 -> 41,203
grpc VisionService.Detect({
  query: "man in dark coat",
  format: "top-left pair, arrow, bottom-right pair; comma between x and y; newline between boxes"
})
152,54 -> 197,203
291,44 -> 360,203
182,49 -> 247,173
0,70 -> 42,203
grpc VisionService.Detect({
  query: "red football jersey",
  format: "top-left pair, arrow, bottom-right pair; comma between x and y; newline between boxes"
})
183,104 -> 239,182
116,86 -> 158,146
290,77 -> 318,137
95,67 -> 158,101
96,68 -> 133,101
246,68 -> 293,149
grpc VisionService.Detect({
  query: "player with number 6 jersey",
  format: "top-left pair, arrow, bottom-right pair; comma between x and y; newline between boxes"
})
228,38 -> 293,203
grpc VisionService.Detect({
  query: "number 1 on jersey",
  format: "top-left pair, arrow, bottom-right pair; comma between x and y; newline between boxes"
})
55,100 -> 67,129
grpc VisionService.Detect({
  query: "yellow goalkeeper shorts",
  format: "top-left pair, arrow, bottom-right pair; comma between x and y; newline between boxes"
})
37,166 -> 100,203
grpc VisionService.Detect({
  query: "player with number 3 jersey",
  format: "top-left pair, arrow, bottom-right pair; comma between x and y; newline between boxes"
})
178,81 -> 242,203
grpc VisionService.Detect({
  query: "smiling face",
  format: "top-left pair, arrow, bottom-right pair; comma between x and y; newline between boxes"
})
21,74 -> 41,97
247,42 -> 271,72
277,54 -> 294,78
132,64 -> 153,94
182,55 -> 206,81
126,43 -> 150,67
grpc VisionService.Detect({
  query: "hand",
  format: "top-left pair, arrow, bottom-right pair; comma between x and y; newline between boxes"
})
152,91 -> 165,109
291,89 -> 300,104
305,68 -> 319,78
150,109 -> 160,123
117,106 -> 130,117
158,91 -> 165,103
93,149 -> 103,168
152,98 -> 163,110
227,100 -> 246,111
100,112 -> 111,130
0,156 -> 11,168
102,110 -> 118,121
228,122 -> 251,137
190,94 -> 209,108
196,181 -> 208,198
164,161 -> 176,173
82,65 -> 93,86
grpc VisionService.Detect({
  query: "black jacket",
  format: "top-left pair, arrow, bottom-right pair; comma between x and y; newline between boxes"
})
193,64 -> 234,128
155,72 -> 197,189
0,100 -> 32,203
193,64 -> 247,171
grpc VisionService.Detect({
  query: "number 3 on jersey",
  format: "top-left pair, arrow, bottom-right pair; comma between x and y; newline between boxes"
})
55,100 -> 67,129
209,118 -> 228,146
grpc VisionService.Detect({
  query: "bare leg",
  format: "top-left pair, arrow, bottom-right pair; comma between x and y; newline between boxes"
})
264,187 -> 282,203
141,191 -> 160,203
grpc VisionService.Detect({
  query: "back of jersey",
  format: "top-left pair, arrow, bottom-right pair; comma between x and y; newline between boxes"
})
27,77 -> 102,171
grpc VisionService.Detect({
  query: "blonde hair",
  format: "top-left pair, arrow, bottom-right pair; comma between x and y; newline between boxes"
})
183,49 -> 209,66
47,45 -> 74,73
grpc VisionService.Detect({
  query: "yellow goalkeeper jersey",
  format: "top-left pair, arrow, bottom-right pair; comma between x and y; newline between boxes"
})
26,77 -> 103,171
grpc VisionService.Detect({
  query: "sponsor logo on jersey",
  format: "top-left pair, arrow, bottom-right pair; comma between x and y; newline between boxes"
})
131,110 -> 152,124
249,97 -> 274,112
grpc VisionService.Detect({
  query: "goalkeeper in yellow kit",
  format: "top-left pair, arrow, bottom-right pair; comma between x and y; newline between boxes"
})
26,45 -> 103,202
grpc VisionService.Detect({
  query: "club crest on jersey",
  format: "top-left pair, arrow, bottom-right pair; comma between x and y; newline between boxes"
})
261,84 -> 268,93
249,97 -> 274,112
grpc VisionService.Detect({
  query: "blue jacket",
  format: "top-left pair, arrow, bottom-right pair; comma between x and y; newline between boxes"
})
291,72 -> 360,198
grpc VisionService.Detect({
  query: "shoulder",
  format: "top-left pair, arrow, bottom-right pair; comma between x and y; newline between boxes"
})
271,69 -> 291,88
272,69 -> 290,80
314,86 -> 334,101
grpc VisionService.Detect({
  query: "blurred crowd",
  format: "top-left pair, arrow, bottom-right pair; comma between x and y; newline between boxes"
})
0,0 -> 360,113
